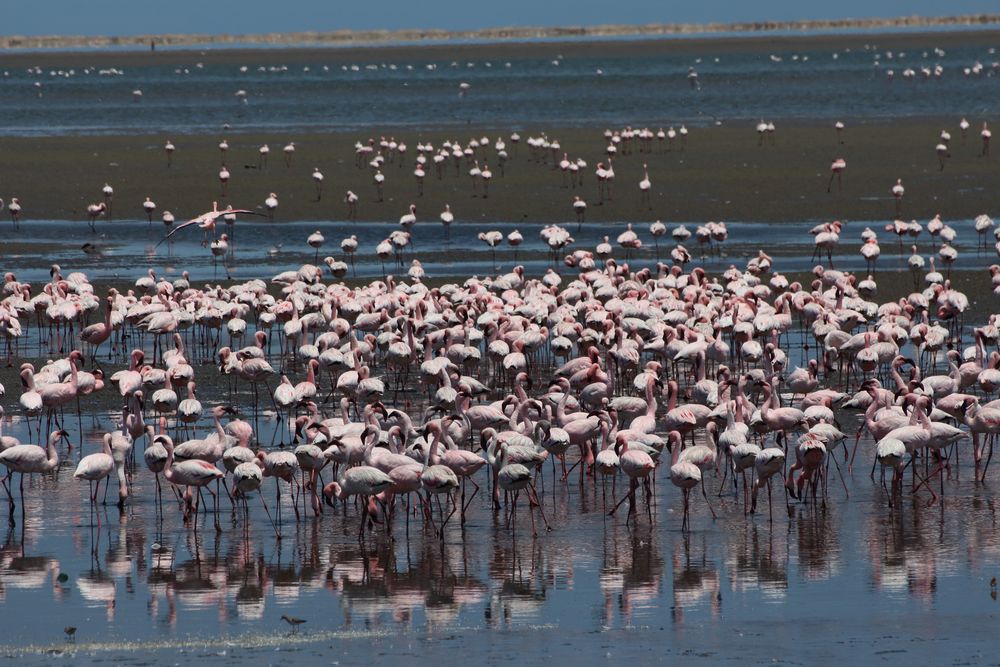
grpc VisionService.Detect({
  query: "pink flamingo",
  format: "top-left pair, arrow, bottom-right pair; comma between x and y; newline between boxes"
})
79,295 -> 114,361
74,433 -> 115,510
0,430 -> 65,525
608,438 -> 656,521
162,436 -> 224,530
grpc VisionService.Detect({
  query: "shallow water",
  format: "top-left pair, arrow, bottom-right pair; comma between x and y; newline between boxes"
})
6,216 -> 992,284
2,409 -> 1000,665
2,36 -> 999,136
0,213 -> 998,664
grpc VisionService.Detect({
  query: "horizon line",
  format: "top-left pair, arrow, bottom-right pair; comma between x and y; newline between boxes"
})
4,13 -> 1000,51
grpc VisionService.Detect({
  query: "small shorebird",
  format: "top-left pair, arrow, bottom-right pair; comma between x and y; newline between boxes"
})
281,615 -> 306,632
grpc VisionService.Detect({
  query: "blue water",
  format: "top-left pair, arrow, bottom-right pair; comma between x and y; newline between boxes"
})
2,35 -> 998,136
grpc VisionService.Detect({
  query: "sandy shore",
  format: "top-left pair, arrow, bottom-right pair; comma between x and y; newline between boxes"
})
4,14 -> 998,51
1,120 -> 997,225
2,27 -> 1000,68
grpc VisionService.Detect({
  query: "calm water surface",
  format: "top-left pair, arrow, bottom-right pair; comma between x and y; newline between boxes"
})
2,37 -> 998,135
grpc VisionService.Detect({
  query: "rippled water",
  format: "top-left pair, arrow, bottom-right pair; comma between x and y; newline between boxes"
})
3,36 -> 999,135
5,216 -> 993,284
0,216 -> 998,664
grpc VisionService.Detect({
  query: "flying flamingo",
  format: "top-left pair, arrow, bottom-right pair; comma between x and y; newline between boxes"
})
157,202 -> 258,247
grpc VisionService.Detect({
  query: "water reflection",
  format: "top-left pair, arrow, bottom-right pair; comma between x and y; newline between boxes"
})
0,480 -> 997,656
670,534 -> 720,624
0,421 -> 997,655
600,524 -> 664,627
726,523 -> 788,601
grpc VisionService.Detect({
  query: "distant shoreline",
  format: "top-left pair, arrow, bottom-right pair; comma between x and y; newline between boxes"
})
4,14 -> 1000,51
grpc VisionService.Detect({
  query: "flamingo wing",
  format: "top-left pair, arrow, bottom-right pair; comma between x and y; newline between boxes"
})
155,218 -> 205,246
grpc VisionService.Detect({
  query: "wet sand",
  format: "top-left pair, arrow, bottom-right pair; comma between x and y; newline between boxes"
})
2,120 -> 998,225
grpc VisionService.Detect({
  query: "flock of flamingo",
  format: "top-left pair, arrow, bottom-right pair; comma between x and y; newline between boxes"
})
0,198 -> 996,547
0,108 -> 995,550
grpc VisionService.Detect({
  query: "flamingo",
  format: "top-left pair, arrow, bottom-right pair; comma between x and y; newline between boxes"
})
399,204 -> 417,234
157,202 -> 258,247
325,466 -> 394,540
440,204 -> 455,240
0,430 -> 65,525
74,433 -> 115,509
344,190 -> 359,218
219,166 -> 230,196
312,168 -> 324,200
307,230 -> 325,263
495,441 -> 550,537
638,163 -> 652,208
669,431 -> 711,530
826,157 -> 847,193
86,202 -> 107,231
142,197 -> 156,223
891,178 -> 905,217
161,437 -> 224,530
264,192 -> 279,220
608,439 -> 656,521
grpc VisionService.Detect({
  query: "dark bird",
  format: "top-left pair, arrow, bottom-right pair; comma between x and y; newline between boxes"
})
64,626 -> 77,641
281,615 -> 306,632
